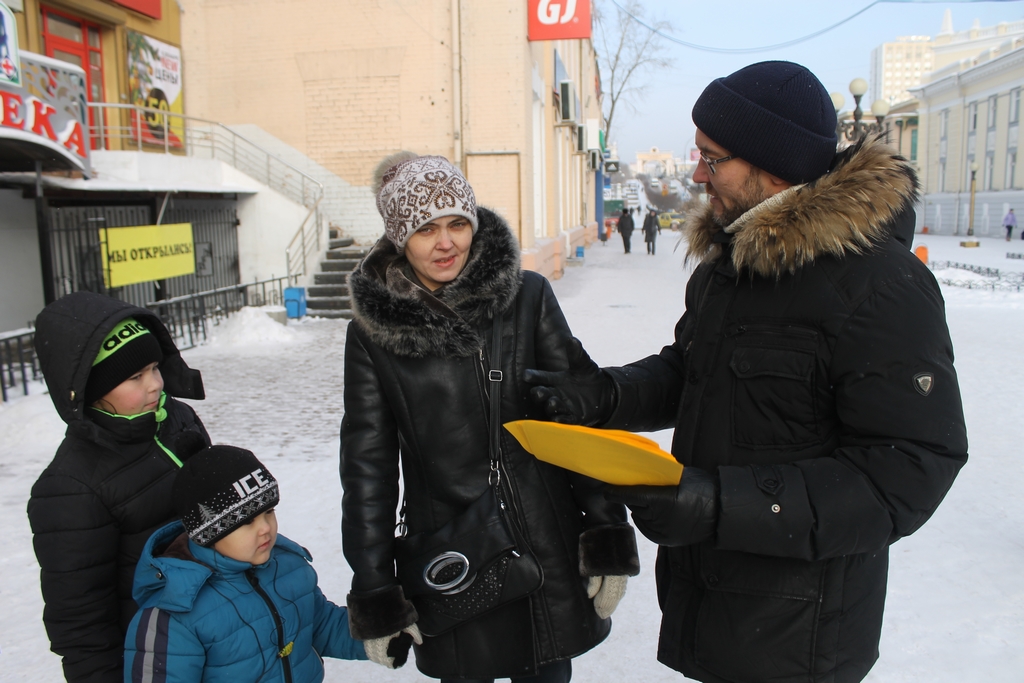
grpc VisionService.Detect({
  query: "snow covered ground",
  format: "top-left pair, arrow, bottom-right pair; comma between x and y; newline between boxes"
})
2,233 -> 1022,682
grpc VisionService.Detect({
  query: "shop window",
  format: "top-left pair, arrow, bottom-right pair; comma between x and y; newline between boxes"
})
41,6 -> 105,148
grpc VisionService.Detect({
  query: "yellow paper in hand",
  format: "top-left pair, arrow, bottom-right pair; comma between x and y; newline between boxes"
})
504,420 -> 682,486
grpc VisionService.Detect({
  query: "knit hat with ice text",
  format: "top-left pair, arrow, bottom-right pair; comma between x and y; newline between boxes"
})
173,445 -> 280,547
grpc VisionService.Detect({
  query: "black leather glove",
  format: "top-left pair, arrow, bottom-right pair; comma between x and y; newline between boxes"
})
524,337 -> 616,426
605,467 -> 720,547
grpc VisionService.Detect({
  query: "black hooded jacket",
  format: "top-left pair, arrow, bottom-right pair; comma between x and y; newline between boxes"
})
600,138 -> 968,683
341,208 -> 639,679
27,292 -> 208,683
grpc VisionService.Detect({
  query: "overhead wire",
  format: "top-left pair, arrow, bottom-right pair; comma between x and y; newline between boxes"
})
606,0 -> 1021,54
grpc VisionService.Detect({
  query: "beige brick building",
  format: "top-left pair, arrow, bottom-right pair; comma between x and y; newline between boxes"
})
180,0 -> 603,277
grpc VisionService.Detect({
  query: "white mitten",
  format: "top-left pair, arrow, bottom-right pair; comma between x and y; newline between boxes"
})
363,623 -> 423,669
587,575 -> 628,619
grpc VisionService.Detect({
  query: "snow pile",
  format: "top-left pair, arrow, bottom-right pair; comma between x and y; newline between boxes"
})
203,306 -> 298,348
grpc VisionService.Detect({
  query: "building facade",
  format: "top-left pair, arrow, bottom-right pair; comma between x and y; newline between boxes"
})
179,0 -> 603,278
912,38 -> 1024,235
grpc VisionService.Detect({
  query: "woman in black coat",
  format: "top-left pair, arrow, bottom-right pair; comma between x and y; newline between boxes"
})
341,154 -> 639,683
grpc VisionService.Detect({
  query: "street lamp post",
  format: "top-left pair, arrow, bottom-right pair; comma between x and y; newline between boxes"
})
831,78 -> 891,143
968,160 -> 979,237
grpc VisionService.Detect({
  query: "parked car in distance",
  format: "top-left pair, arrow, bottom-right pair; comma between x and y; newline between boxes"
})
659,212 -> 686,229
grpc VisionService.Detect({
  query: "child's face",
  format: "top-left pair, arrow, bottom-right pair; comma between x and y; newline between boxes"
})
95,362 -> 163,415
213,509 -> 278,565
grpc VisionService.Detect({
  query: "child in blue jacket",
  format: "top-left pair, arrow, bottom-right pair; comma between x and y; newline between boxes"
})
124,445 -> 369,682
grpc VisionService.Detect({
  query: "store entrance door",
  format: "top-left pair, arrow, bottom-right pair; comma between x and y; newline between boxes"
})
41,6 -> 105,149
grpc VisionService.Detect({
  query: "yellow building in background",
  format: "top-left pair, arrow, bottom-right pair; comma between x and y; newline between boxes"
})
179,0 -> 603,277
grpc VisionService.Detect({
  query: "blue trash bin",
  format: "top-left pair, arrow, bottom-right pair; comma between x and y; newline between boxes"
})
575,246 -> 585,259
284,287 -> 306,319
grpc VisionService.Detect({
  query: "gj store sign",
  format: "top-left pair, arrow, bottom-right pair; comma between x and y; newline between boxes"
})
0,51 -> 91,175
528,0 -> 592,41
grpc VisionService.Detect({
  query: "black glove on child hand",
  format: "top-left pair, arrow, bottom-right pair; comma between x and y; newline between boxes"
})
605,467 -> 720,547
524,337 -> 616,426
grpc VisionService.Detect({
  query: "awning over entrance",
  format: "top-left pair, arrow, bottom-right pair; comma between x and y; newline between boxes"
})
0,171 -> 257,195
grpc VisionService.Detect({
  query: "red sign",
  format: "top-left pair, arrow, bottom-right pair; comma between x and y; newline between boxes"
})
528,0 -> 591,41
109,0 -> 162,19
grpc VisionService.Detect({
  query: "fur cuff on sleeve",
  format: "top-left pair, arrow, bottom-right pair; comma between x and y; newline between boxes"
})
347,584 -> 419,640
579,524 -> 640,577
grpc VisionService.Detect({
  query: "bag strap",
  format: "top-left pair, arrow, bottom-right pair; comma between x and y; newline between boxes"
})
488,311 -> 504,475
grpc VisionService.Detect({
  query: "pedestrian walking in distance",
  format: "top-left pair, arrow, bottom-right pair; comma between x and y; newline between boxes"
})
341,153 -> 639,682
642,208 -> 661,255
618,207 -> 635,254
525,60 -> 967,683
1004,208 -> 1016,241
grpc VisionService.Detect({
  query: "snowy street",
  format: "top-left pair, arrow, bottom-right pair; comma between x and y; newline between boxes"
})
2,232 -> 1023,681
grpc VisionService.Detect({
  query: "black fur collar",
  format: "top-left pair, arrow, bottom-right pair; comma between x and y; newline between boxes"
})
684,136 -> 920,278
349,207 -> 522,358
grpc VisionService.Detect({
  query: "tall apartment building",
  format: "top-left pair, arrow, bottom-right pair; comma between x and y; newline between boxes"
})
871,35 -> 933,105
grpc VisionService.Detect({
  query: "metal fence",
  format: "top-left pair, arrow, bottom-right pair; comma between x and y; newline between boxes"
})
147,276 -> 299,350
1,327 -> 40,403
930,260 -> 1024,291
45,202 -> 241,310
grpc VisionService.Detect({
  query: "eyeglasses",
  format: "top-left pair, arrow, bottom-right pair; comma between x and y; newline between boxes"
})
699,151 -> 734,175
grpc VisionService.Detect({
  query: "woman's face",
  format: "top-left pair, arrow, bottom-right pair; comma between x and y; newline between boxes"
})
405,215 -> 473,291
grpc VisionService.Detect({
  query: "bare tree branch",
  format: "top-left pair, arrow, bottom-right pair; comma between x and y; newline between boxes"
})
594,0 -> 673,144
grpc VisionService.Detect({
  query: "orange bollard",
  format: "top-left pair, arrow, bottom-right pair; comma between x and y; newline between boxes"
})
922,226 -> 929,234
914,245 -> 928,264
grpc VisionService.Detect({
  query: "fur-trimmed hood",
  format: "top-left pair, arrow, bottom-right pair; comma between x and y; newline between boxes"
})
684,136 -> 919,278
349,207 -> 522,358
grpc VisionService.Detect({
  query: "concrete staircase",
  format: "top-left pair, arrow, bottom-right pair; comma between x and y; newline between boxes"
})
305,231 -> 370,319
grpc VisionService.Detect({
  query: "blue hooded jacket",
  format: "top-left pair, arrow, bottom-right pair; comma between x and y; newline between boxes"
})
125,521 -> 366,683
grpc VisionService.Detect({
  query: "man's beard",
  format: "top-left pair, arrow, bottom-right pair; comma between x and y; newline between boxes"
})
711,168 -> 770,228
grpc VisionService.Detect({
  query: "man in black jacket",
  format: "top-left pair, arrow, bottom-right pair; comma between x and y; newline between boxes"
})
526,61 -> 968,683
617,208 -> 634,253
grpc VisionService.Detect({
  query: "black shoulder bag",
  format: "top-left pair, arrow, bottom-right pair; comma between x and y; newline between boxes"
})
393,312 -> 544,636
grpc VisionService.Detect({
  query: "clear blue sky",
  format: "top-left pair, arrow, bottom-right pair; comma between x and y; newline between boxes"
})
609,0 -> 1024,164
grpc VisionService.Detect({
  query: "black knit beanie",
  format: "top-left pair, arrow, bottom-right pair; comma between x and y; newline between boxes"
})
172,446 -> 280,547
692,61 -> 838,185
85,317 -> 164,404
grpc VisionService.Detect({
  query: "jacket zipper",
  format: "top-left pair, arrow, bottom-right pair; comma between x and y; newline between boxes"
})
246,569 -> 293,683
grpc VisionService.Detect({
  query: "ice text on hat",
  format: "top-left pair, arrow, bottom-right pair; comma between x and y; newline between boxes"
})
233,469 -> 271,498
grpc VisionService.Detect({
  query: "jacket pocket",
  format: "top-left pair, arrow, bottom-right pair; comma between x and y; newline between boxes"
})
694,549 -> 825,682
730,346 -> 819,447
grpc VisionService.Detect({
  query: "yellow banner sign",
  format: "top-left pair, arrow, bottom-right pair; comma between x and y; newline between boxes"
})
100,223 -> 195,288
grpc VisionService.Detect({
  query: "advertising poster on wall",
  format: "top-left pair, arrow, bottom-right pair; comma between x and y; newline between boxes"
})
127,30 -> 183,148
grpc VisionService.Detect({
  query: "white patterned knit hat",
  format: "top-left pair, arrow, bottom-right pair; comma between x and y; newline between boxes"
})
375,155 -> 478,250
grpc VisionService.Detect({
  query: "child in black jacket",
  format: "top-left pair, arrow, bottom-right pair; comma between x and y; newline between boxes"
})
27,291 -> 210,683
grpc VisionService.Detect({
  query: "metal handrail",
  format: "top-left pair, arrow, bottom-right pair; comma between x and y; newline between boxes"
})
87,103 -> 324,207
87,103 -> 325,277
146,275 -> 300,350
286,195 -> 324,277
1,327 -> 40,403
